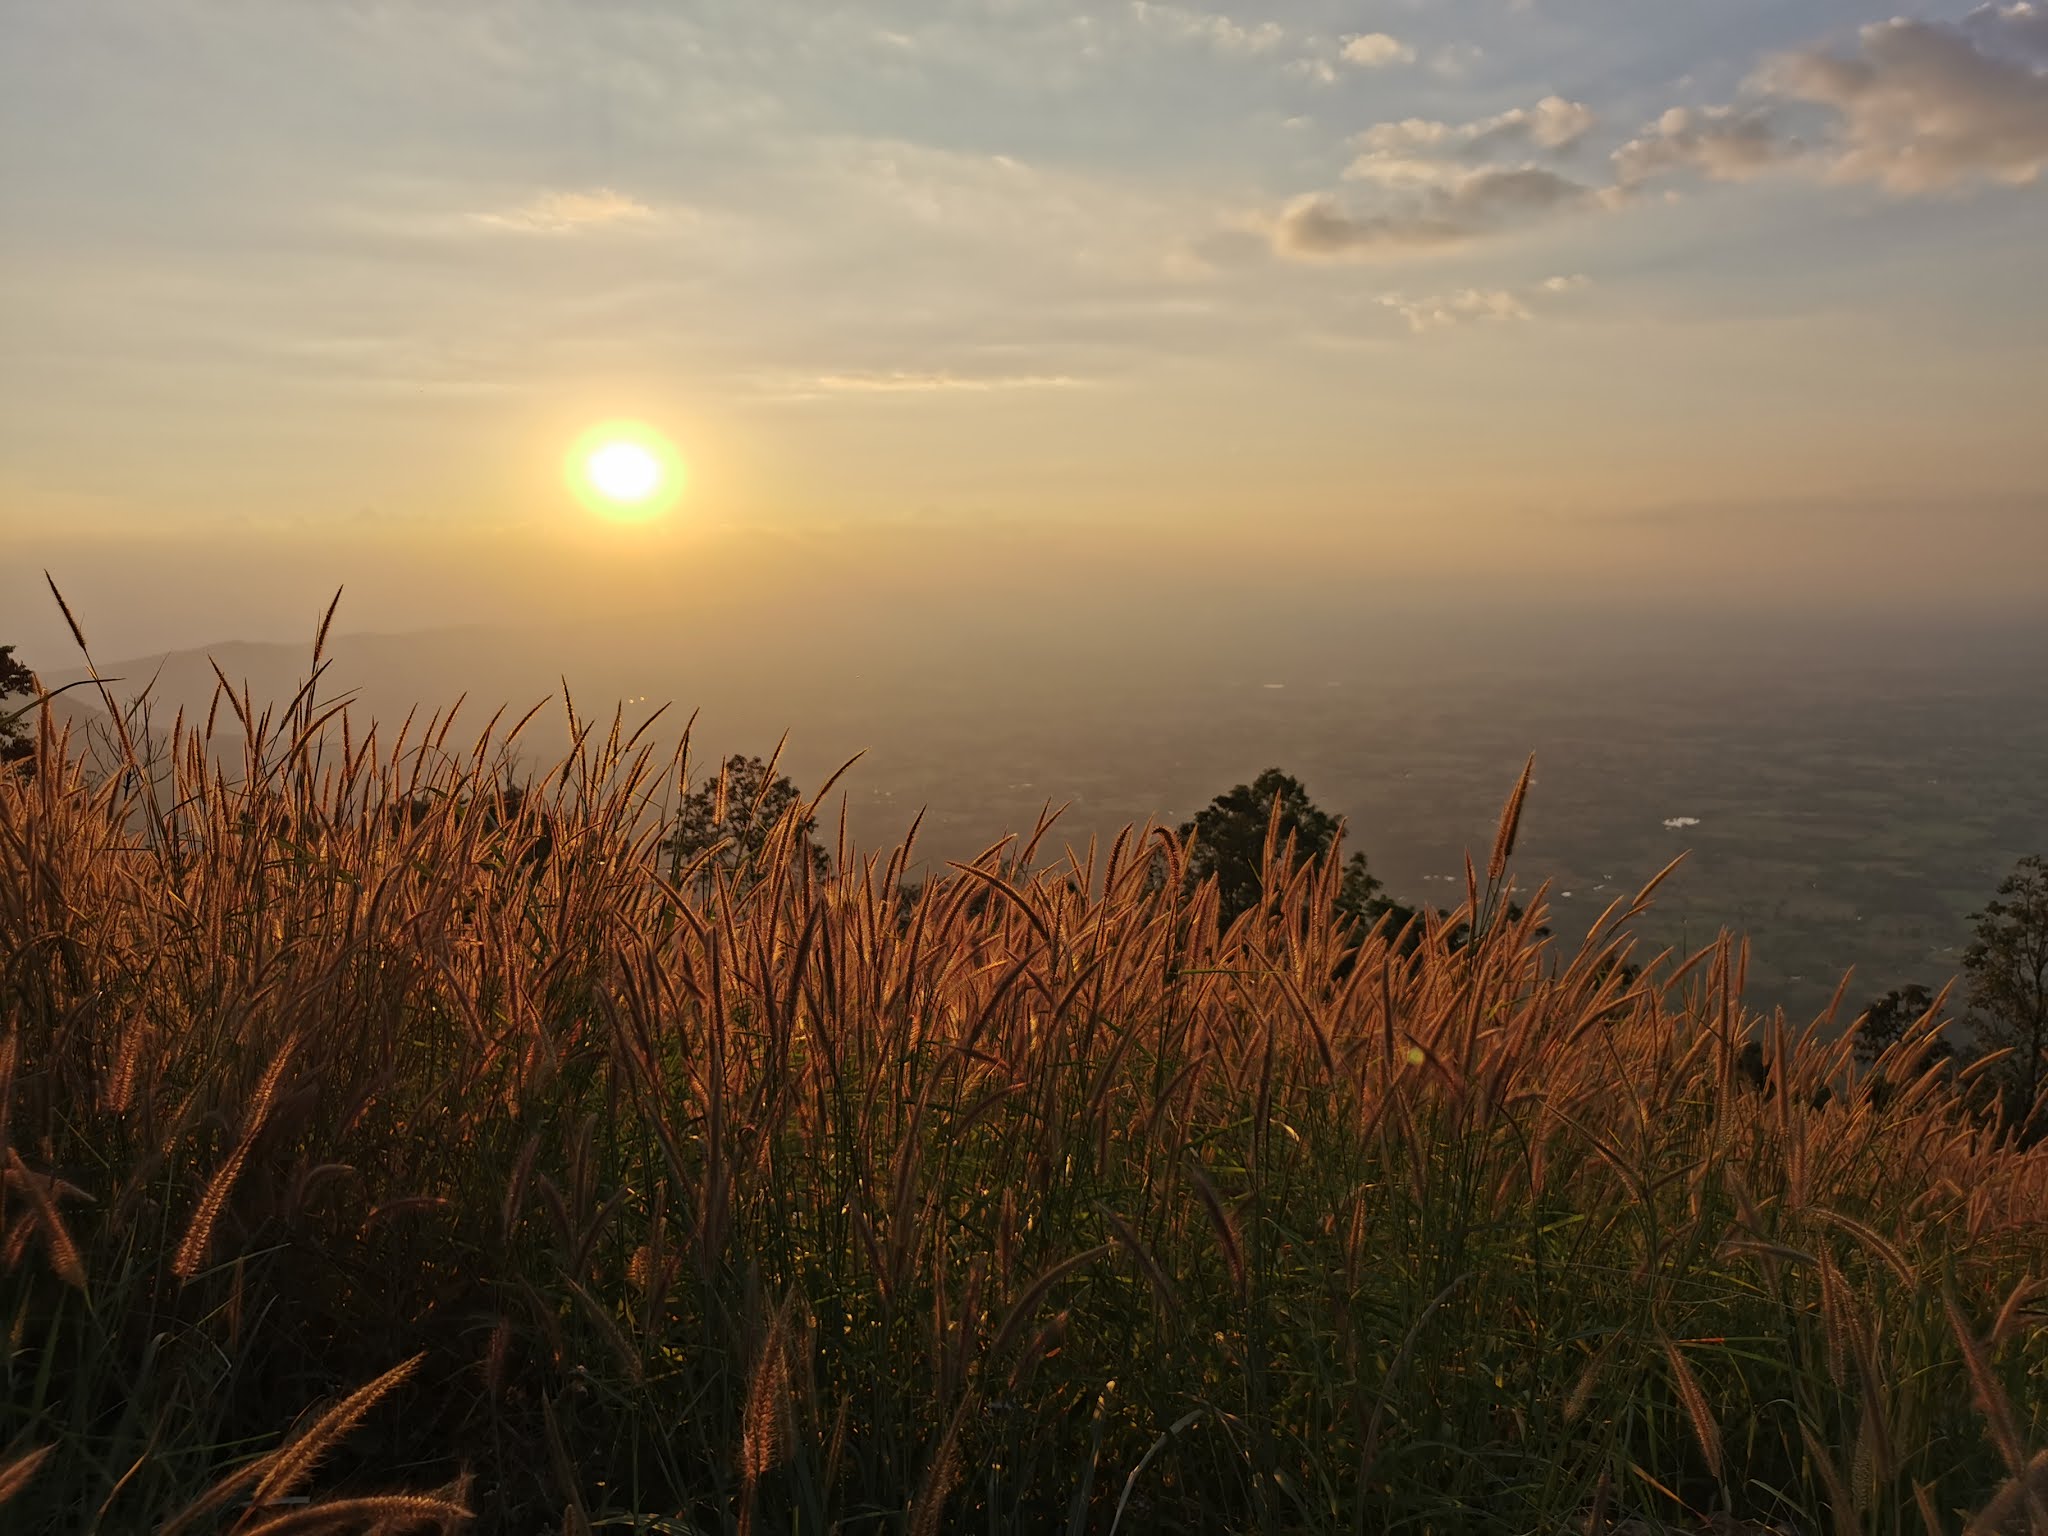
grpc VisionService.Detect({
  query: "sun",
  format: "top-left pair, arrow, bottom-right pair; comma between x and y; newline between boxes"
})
566,421 -> 685,523
587,441 -> 661,503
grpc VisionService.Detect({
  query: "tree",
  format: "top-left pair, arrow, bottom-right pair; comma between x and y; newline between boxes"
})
662,753 -> 830,896
388,777 -> 559,877
1852,983 -> 1945,1071
1,644 -> 39,774
1854,858 -> 2048,1139
1962,855 -> 2048,1139
1171,767 -> 1397,933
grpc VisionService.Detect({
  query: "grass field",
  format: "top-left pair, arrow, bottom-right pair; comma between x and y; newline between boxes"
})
3,645 -> 2046,1532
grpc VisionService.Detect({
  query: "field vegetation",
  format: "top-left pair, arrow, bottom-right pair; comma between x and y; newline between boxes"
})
2,606 -> 2046,1533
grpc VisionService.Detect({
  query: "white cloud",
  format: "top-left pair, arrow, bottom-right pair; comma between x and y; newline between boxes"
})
1379,287 -> 1529,330
1346,95 -> 1599,185
1756,10 -> 2048,191
1340,32 -> 1414,68
472,188 -> 658,233
765,371 -> 1094,400
1278,2 -> 2048,273
1376,273 -> 1591,332
1354,119 -> 1456,158
1469,95 -> 1599,152
1130,2 -> 1285,55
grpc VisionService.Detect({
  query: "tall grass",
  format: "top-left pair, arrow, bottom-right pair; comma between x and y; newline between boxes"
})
2,620 -> 2045,1532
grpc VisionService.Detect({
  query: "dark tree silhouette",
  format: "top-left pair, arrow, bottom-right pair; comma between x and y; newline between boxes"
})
1157,767 -> 1558,968
1963,855 -> 2048,1139
1853,983 -> 1946,1071
1171,767 -> 1399,934
1,644 -> 40,774
662,753 -> 829,896
1852,857 -> 2048,1139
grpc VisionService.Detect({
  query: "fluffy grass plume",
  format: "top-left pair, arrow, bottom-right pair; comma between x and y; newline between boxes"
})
2,621 -> 2046,1531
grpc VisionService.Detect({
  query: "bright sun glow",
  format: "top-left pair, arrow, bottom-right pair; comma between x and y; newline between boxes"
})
587,442 -> 662,502
566,421 -> 685,523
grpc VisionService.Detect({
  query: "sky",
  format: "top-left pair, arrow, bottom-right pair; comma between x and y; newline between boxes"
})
4,0 -> 2047,657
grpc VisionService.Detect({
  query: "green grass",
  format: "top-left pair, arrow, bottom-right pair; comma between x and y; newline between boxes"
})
1,662 -> 2045,1533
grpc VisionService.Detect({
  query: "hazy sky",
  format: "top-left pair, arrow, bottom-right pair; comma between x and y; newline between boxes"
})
5,0 -> 2047,655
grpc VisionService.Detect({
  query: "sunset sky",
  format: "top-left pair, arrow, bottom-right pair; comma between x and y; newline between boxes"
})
5,0 -> 2046,655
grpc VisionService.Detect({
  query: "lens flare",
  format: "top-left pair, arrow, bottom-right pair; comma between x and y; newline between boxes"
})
567,421 -> 685,523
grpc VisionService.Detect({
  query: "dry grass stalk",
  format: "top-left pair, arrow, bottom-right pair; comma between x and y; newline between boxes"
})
1564,1337 -> 1615,1424
1964,1448 -> 2048,1536
1097,1202 -> 1175,1311
1915,1480 -> 1948,1536
1810,1205 -> 1917,1289
1992,1276 -> 2046,1348
739,1300 -> 794,1489
3,1148 -> 86,1289
1946,1287 -> 2026,1476
1817,1248 -> 1853,1388
240,1355 -> 427,1521
987,1247 -> 1110,1367
7,650 -> 2048,1529
234,1485 -> 472,1535
1183,1159 -> 1243,1297
0,1444 -> 54,1506
174,1037 -> 298,1281
1798,1422 -> 1858,1536
907,1392 -> 975,1536
1488,754 -> 1535,885
1659,1332 -> 1724,1483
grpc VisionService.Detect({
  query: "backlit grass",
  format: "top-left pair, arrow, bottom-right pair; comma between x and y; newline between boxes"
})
2,635 -> 2045,1532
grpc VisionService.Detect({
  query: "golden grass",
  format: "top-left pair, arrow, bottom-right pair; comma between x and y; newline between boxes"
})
2,622 -> 2047,1530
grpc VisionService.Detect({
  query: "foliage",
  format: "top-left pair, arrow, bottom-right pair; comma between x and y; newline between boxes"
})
661,750 -> 830,897
1861,856 -> 2048,1143
2,631 -> 2045,1532
1171,767 -> 1402,936
1854,984 -> 1944,1069
0,644 -> 36,773
1963,854 -> 2048,1138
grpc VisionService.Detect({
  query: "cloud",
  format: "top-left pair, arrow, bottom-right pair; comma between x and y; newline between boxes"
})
1611,105 -> 1792,187
1755,9 -> 2048,191
1340,32 -> 1414,68
1967,1 -> 2048,61
1346,96 -> 1599,185
766,371 -> 1094,400
1468,96 -> 1599,152
1353,119 -> 1457,158
1379,287 -> 1529,330
1130,2 -> 1284,55
1274,167 -> 1593,258
473,188 -> 658,233
1281,0 -> 2048,271
1377,273 -> 1590,332
1266,7 -> 2046,270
